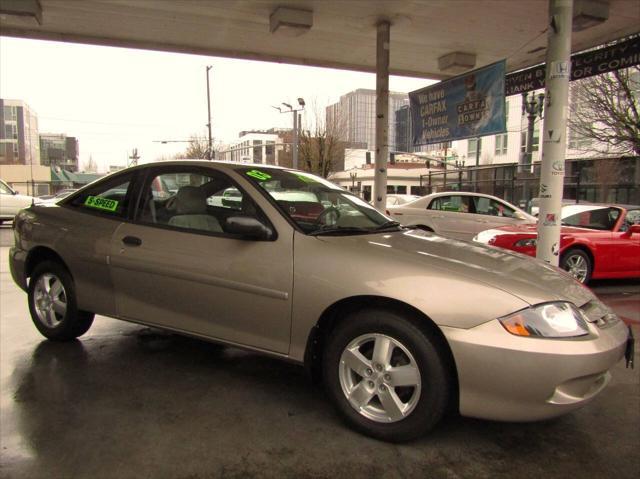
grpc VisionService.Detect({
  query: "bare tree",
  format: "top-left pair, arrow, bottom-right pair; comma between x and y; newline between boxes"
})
181,134 -> 210,159
298,99 -> 347,178
82,154 -> 98,173
568,65 -> 639,156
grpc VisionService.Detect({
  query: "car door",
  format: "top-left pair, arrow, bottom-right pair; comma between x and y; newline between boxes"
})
56,170 -> 138,316
109,165 -> 294,355
425,195 -> 479,239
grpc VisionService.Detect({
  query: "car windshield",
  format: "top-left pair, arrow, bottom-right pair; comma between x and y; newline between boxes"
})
561,205 -> 621,230
0,179 -> 15,195
239,167 -> 398,235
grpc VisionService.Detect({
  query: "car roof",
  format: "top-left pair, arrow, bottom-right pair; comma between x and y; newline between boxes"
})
141,160 -> 289,171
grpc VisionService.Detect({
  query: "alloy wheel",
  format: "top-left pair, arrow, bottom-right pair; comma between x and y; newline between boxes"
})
564,254 -> 588,283
338,333 -> 421,423
33,273 -> 67,327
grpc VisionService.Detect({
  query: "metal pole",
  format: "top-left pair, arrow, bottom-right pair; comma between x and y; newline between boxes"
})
373,20 -> 390,212
206,66 -> 213,160
537,0 -> 573,265
292,110 -> 298,169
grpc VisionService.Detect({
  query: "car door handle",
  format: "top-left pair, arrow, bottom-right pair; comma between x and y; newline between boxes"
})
431,215 -> 444,219
122,235 -> 142,246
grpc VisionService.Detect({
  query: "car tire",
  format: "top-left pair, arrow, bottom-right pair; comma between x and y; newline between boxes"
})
28,261 -> 94,341
560,248 -> 592,284
323,308 -> 449,442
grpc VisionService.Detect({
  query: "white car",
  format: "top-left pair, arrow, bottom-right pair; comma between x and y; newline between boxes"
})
386,194 -> 421,207
387,191 -> 536,240
0,179 -> 34,224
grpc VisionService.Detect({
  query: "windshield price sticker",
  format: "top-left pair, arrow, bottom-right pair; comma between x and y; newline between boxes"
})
246,170 -> 272,181
84,196 -> 119,212
296,174 -> 317,183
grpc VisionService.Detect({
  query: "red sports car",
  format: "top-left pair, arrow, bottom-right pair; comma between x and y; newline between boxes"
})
474,204 -> 640,284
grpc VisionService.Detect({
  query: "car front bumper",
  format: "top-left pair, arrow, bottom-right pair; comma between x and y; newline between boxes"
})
441,319 -> 629,421
9,246 -> 28,292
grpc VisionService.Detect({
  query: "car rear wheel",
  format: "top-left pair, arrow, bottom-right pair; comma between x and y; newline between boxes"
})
560,248 -> 592,284
28,261 -> 94,341
323,308 -> 449,442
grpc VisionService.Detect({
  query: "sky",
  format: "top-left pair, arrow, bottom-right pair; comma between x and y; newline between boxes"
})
0,37 -> 435,173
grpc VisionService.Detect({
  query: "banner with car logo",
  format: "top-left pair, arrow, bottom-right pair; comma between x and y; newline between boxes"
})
409,61 -> 506,146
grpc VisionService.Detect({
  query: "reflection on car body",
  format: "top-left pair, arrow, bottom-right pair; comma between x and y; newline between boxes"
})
8,161 -> 633,442
474,203 -> 640,284
387,191 -> 536,240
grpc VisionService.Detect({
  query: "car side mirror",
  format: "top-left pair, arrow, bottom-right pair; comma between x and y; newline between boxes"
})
226,216 -> 274,240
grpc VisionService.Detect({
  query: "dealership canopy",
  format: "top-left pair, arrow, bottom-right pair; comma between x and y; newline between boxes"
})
0,0 -> 638,80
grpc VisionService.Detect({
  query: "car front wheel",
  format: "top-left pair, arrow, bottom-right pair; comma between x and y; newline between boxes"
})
323,308 -> 450,442
28,261 -> 94,341
560,248 -> 592,284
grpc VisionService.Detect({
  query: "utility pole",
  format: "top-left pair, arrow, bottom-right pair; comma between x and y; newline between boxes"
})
206,65 -> 213,160
128,148 -> 140,167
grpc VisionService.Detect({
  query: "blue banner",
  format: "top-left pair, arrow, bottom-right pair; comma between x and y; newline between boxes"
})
410,60 -> 506,145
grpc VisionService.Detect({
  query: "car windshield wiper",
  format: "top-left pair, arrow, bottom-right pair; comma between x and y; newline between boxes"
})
371,220 -> 404,232
308,226 -> 372,236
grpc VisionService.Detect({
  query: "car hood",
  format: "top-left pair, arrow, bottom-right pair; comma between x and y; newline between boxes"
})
318,229 -> 594,307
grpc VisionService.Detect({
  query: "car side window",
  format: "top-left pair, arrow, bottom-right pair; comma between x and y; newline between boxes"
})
136,167 -> 263,236
473,197 -> 516,217
67,172 -> 134,218
428,196 -> 470,213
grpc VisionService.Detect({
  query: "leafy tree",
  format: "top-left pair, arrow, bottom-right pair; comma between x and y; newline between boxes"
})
568,65 -> 639,155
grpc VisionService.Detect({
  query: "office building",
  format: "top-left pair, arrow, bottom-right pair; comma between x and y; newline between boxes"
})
40,133 -> 80,172
0,99 -> 40,166
326,89 -> 409,152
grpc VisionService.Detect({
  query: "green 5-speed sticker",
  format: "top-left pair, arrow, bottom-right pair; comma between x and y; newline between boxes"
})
84,196 -> 119,212
246,169 -> 271,181
296,174 -> 317,183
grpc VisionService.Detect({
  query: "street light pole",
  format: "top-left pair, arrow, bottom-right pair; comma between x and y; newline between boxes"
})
350,167 -> 358,194
293,110 -> 298,170
275,98 -> 305,169
206,65 -> 213,160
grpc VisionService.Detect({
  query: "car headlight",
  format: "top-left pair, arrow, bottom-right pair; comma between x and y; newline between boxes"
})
498,302 -> 589,338
514,238 -> 537,247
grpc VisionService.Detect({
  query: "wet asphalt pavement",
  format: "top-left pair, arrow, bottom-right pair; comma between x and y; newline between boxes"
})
0,224 -> 638,479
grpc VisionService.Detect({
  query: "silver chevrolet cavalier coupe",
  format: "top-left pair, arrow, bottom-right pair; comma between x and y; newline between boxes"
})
9,161 -> 633,442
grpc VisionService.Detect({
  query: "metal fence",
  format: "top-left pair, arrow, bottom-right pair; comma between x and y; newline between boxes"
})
419,156 -> 639,211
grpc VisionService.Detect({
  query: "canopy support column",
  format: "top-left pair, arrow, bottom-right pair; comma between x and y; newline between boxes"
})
537,0 -> 573,265
374,20 -> 390,212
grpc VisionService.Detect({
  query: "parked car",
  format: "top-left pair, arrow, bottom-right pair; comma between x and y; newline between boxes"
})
37,188 -> 79,204
0,179 -> 34,224
474,204 -> 640,284
387,191 -> 536,240
528,197 -> 588,217
9,161 -> 632,442
386,194 -> 421,207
